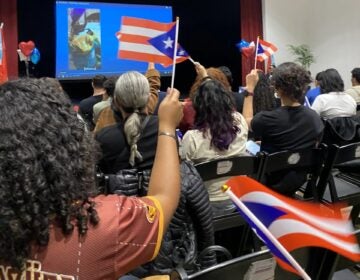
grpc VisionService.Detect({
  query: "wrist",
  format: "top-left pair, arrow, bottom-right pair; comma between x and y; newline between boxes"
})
244,90 -> 254,97
159,123 -> 176,133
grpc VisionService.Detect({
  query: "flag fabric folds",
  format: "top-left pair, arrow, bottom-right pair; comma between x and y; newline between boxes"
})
256,39 -> 278,62
116,16 -> 188,67
225,176 -> 360,275
0,24 -> 8,84
236,39 -> 255,58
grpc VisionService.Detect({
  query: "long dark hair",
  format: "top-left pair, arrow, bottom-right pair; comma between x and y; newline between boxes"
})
192,79 -> 239,150
253,72 -> 276,114
0,78 -> 99,270
319,68 -> 344,93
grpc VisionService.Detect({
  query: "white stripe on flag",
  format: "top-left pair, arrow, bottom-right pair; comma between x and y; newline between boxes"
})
119,42 -> 166,56
269,219 -> 360,254
241,191 -> 354,235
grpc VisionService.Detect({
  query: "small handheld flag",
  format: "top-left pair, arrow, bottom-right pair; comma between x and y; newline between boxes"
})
237,39 -> 255,58
223,176 -> 360,278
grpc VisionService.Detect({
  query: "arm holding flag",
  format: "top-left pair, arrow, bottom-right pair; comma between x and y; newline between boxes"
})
242,69 -> 259,129
145,62 -> 160,114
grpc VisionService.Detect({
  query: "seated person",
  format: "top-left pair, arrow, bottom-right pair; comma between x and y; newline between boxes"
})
243,63 -> 324,196
0,78 -> 182,279
345,67 -> 360,104
78,74 -> 107,130
93,76 -> 116,124
312,68 -> 356,119
182,63 -> 248,215
179,63 -> 233,135
94,63 -> 160,134
306,71 -> 323,105
96,71 -> 215,275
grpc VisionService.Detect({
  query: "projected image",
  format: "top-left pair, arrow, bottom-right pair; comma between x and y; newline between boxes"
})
68,8 -> 101,70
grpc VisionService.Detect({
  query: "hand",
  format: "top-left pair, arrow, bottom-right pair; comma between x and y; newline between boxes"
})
194,62 -> 207,78
158,87 -> 183,131
245,69 -> 259,93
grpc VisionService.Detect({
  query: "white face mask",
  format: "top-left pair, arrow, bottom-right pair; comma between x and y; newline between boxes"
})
274,92 -> 280,99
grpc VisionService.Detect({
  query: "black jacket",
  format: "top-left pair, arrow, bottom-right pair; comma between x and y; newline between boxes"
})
106,161 -> 216,276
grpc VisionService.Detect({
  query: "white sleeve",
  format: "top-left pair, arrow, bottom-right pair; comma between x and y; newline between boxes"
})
311,96 -> 323,115
181,132 -> 196,161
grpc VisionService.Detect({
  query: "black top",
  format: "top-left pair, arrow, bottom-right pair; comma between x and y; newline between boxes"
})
96,115 -> 158,173
252,106 -> 324,196
252,105 -> 324,154
78,95 -> 103,130
232,91 -> 245,113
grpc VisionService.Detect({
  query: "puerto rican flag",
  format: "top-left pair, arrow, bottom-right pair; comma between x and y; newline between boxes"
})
116,17 -> 188,67
225,176 -> 360,275
256,39 -> 278,62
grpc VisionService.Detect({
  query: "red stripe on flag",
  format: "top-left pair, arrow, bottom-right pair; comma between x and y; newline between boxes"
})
122,16 -> 174,32
118,50 -> 172,65
118,33 -> 151,45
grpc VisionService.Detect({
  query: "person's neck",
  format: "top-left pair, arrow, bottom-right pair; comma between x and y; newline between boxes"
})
93,88 -> 106,96
281,96 -> 301,107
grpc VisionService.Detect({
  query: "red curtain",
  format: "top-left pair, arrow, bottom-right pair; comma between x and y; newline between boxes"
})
240,0 -> 263,85
0,0 -> 18,79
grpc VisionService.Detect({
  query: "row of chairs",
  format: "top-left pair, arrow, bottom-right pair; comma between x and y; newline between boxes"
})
194,142 -> 360,225
170,229 -> 360,280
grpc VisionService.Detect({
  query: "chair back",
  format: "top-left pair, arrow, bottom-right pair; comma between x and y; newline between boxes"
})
194,154 -> 262,182
258,147 -> 325,199
317,142 -> 360,201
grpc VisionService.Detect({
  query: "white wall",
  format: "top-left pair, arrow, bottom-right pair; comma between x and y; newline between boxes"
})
262,0 -> 360,89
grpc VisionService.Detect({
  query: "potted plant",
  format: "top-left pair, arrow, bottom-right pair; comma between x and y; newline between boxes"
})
288,44 -> 315,70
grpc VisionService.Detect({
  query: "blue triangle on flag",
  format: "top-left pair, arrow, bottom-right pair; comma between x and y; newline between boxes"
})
257,43 -> 265,54
148,25 -> 188,59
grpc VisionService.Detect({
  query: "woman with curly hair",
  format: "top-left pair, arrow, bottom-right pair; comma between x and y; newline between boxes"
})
243,63 -> 324,195
0,78 -> 183,279
181,70 -> 248,215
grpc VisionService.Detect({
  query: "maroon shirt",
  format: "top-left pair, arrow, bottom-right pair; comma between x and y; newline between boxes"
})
0,195 -> 163,280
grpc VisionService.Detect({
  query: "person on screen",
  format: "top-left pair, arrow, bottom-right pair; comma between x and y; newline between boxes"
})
0,78 -> 183,279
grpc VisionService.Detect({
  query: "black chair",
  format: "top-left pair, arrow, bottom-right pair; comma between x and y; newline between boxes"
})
170,249 -> 273,280
317,142 -> 360,225
170,248 -> 315,280
194,155 -> 263,256
258,147 -> 326,200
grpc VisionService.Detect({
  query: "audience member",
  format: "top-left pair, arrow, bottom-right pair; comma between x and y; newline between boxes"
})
93,76 -> 117,123
78,74 -> 107,130
345,67 -> 360,104
218,65 -> 244,113
312,68 -> 356,119
182,63 -> 248,215
0,78 -> 182,279
243,63 -> 324,195
253,71 -> 277,115
96,71 -> 215,275
94,63 -> 160,134
179,64 -> 232,135
306,71 -> 323,105
96,71 -> 158,172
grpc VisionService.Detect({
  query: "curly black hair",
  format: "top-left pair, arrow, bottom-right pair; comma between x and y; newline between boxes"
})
271,62 -> 311,102
192,79 -> 239,151
0,78 -> 99,270
253,72 -> 276,114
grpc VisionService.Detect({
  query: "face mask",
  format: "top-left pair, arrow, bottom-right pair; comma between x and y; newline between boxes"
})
274,92 -> 280,99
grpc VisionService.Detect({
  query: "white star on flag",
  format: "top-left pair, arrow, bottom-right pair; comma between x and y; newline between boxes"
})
163,37 -> 174,49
